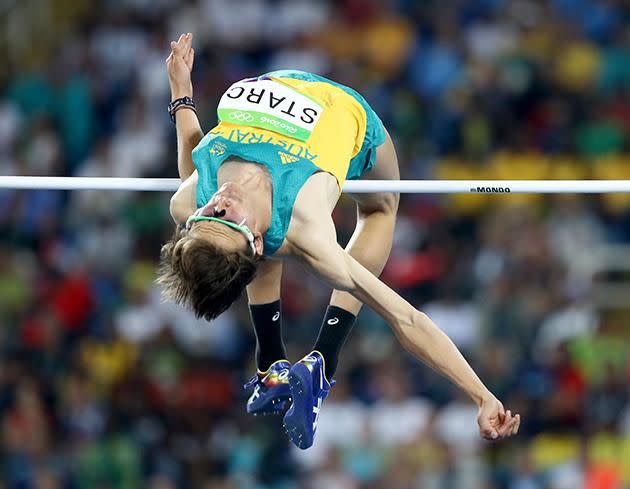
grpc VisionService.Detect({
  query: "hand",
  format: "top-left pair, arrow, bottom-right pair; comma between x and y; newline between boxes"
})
477,396 -> 520,441
166,32 -> 195,99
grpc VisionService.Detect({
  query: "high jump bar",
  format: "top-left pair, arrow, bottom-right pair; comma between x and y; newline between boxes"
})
1,176 -> 630,193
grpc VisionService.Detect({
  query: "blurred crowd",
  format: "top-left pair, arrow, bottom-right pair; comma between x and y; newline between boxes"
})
1,0 -> 630,488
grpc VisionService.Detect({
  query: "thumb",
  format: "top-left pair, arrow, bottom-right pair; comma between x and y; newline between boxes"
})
497,403 -> 506,423
479,418 -> 499,440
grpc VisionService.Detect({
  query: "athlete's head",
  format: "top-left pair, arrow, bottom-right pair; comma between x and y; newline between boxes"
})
157,182 -> 265,320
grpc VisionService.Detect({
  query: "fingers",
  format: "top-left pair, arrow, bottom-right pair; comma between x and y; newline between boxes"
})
497,411 -> 520,439
480,410 -> 521,441
496,410 -> 513,437
179,32 -> 192,57
184,47 -> 195,70
505,415 -> 519,437
167,33 -> 194,74
511,414 -> 521,436
481,429 -> 498,440
170,33 -> 185,54
479,416 -> 499,440
497,401 -> 506,423
171,33 -> 192,56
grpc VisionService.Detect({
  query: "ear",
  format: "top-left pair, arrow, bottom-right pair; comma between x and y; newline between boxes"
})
253,231 -> 264,256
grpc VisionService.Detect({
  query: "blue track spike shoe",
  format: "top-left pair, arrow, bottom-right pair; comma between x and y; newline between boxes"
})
244,360 -> 292,416
283,351 -> 334,449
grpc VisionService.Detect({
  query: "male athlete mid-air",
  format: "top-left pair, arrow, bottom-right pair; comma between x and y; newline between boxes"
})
159,33 -> 520,449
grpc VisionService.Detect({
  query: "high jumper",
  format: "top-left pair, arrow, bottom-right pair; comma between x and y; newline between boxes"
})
159,32 -> 520,449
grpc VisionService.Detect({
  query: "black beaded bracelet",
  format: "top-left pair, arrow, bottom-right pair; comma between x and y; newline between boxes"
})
168,96 -> 196,123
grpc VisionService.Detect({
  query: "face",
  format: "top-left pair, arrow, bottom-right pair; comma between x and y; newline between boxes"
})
199,182 -> 249,225
186,183 -> 263,255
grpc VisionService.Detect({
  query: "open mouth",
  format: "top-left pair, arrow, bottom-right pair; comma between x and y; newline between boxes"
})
194,201 -> 247,228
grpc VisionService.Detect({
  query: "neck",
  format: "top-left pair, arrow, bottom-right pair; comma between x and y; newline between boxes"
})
217,158 -> 273,232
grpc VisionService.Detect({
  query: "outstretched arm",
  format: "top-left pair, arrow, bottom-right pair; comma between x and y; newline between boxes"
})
291,221 -> 520,440
166,32 -> 204,181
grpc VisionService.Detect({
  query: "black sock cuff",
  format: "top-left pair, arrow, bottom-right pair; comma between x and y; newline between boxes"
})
324,305 -> 357,324
249,300 -> 281,319
249,299 -> 286,372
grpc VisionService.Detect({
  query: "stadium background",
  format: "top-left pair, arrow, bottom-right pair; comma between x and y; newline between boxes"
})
2,0 -> 630,488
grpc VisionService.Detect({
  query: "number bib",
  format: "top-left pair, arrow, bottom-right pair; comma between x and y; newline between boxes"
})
217,78 -> 323,142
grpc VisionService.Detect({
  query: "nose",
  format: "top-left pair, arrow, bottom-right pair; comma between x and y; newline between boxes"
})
217,195 -> 232,207
214,196 -> 231,214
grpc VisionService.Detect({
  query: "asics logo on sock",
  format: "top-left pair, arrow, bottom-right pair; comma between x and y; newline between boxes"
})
327,317 -> 339,325
277,369 -> 289,381
272,311 -> 280,321
304,355 -> 319,364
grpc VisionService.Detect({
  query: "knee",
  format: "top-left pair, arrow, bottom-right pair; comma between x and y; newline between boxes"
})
384,192 -> 400,215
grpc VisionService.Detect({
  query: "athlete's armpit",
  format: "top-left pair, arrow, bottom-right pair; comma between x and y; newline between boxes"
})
170,171 -> 198,224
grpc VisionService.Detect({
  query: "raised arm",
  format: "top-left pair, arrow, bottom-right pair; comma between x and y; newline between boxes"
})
166,33 -> 204,181
290,221 -> 520,441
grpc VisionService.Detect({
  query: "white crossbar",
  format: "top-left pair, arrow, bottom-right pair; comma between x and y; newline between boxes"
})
1,176 -> 630,193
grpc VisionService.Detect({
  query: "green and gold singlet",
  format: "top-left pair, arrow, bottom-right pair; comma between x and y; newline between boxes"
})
192,70 -> 386,256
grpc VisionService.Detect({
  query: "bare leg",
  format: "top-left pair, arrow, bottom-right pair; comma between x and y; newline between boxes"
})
330,131 -> 400,315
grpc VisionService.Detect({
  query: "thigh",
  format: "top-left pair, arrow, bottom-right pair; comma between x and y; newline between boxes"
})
352,130 -> 400,215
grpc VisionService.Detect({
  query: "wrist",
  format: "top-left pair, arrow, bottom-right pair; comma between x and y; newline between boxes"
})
170,87 -> 193,101
473,389 -> 495,408
171,92 -> 192,101
168,96 -> 196,123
